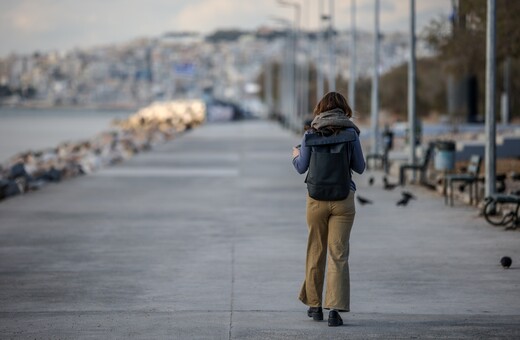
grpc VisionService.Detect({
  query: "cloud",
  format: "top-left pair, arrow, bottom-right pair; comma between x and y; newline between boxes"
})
4,1 -> 57,35
0,0 -> 452,57
171,0 -> 450,34
335,0 -> 451,32
173,0 -> 276,32
0,0 -> 187,55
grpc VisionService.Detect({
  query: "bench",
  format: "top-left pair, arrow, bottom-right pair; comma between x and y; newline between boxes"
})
444,155 -> 481,206
483,194 -> 520,229
399,142 -> 435,186
366,153 -> 385,171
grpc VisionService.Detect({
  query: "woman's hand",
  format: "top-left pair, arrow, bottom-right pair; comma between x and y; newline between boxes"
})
292,147 -> 300,159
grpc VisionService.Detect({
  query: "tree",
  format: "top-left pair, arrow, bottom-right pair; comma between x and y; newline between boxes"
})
424,0 -> 520,72
423,0 -> 520,119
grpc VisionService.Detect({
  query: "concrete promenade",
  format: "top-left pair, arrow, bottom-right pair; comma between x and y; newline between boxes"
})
1,120 -> 519,339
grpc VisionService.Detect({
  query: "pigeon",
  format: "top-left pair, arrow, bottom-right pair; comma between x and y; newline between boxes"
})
401,191 -> 416,200
357,195 -> 373,205
396,191 -> 416,206
368,176 -> 375,186
396,197 -> 410,206
500,256 -> 512,269
383,176 -> 398,190
458,183 -> 467,193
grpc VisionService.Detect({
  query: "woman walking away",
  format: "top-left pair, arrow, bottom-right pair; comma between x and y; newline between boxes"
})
292,92 -> 365,327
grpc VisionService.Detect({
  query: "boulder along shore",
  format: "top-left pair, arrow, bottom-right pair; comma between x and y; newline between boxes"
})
0,100 -> 206,202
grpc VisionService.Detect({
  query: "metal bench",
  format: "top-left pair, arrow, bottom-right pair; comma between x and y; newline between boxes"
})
399,142 -> 435,186
366,153 -> 385,171
483,194 -> 520,229
444,155 -> 482,206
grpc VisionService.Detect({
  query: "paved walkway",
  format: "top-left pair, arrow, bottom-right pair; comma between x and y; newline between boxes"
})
1,120 -> 519,339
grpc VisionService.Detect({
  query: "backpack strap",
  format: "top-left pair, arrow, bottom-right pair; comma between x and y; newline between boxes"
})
305,129 -> 357,146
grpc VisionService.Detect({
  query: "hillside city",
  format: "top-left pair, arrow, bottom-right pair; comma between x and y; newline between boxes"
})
0,27 -> 433,115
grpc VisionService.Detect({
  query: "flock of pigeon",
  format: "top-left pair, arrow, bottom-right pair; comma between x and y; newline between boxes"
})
356,175 -> 416,207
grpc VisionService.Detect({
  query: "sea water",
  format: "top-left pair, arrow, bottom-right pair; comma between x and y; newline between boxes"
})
0,107 -> 133,161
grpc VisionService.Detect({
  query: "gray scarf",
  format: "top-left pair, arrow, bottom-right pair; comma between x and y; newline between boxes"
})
311,108 -> 360,135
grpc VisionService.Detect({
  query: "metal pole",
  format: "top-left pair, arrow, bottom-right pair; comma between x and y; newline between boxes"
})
265,61 -> 273,115
501,56 -> 511,124
277,50 -> 284,122
485,0 -> 496,197
328,0 -> 335,92
283,31 -> 290,126
408,0 -> 417,168
371,0 -> 380,154
294,4 -> 301,129
288,30 -> 295,128
277,2 -> 301,130
301,54 -> 309,116
301,0 -> 310,116
271,17 -> 292,123
317,0 -> 324,100
348,0 -> 356,112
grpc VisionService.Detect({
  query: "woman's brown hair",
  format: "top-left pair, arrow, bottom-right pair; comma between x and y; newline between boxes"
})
313,91 -> 352,118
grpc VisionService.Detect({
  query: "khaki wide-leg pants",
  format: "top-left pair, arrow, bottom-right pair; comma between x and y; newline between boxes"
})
299,191 -> 355,312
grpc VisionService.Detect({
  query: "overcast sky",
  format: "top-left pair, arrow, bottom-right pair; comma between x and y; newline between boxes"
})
0,0 -> 453,57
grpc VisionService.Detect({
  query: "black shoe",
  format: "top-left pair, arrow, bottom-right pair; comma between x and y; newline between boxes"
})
307,307 -> 323,321
328,310 -> 343,327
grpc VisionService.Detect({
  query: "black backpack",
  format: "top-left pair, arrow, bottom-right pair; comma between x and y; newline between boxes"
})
304,129 -> 357,201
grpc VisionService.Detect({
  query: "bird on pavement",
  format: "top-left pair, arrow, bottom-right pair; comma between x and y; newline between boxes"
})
383,176 -> 398,190
396,191 -> 416,206
401,191 -> 416,200
396,197 -> 411,206
356,195 -> 373,205
368,176 -> 375,186
501,256 -> 512,269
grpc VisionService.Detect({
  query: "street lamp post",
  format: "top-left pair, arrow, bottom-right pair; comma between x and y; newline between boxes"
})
348,0 -> 356,112
300,0 -> 310,116
485,0 -> 496,197
277,0 -> 301,131
317,0 -> 325,100
371,0 -> 380,155
264,60 -> 273,115
328,0 -> 336,92
271,17 -> 292,127
408,0 -> 417,174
